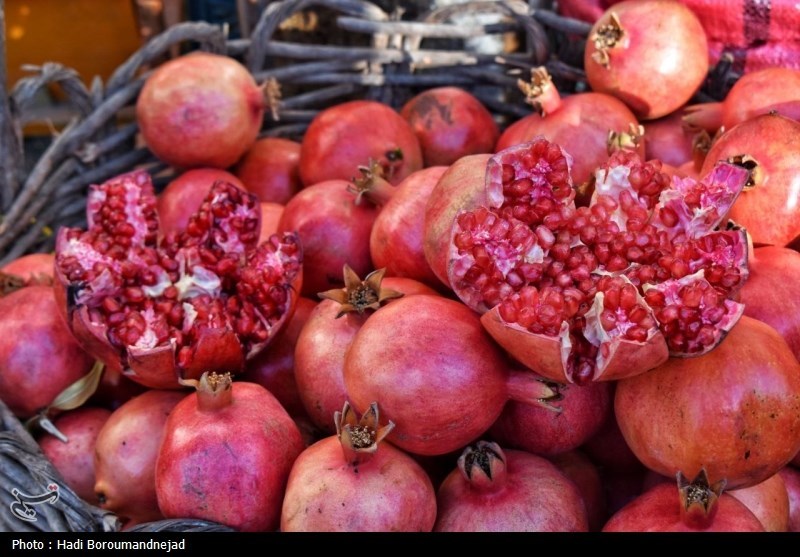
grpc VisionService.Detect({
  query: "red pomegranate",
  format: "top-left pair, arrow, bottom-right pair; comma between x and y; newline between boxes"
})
778,466 -> 800,531
548,450 -> 607,531
136,52 -> 264,169
281,402 -> 437,531
94,389 -> 185,528
643,108 -> 697,167
434,441 -> 589,531
1,252 -> 54,296
299,100 -> 423,187
583,0 -> 709,120
615,316 -> 800,491
258,202 -> 284,244
233,137 -> 302,205
400,86 -> 499,166
728,473 -> 790,532
0,285 -> 95,418
54,170 -> 302,389
155,372 -> 304,532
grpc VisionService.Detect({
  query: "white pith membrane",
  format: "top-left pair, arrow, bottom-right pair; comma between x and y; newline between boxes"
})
452,142 -> 751,382
56,171 -> 300,370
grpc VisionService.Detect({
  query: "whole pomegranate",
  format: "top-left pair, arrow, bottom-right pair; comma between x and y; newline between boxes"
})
778,466 -> 800,531
615,316 -> 800,491
548,450 -> 607,531
136,52 -> 264,169
1,252 -> 54,296
728,473 -> 790,532
281,402 -> 437,532
299,100 -> 423,187
54,170 -> 302,389
0,285 -> 95,418
94,389 -> 185,528
233,137 -> 302,205
584,0 -> 709,120
434,441 -> 588,532
643,108 -> 697,168
155,372 -> 304,532
400,86 -> 499,166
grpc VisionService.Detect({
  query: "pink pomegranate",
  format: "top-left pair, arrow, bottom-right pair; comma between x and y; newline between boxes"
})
728,473 -> 790,532
136,52 -> 264,169
1,252 -> 54,296
234,137 -> 302,204
434,441 -> 589,531
54,170 -> 303,389
778,466 -> 800,531
281,402 -> 437,531
155,372 -> 304,532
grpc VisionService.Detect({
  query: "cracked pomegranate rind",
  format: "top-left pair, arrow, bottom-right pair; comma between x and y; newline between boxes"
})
450,140 -> 750,384
55,170 -> 303,389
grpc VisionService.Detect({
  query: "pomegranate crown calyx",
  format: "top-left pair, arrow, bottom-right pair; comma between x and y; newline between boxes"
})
335,401 -> 395,454
590,11 -> 623,68
677,469 -> 726,515
318,264 -> 403,318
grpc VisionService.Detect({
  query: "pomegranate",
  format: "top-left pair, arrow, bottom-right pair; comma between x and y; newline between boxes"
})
778,466 -> 800,531
54,170 -> 302,389
156,168 -> 246,238
38,406 -> 111,504
240,296 -> 316,418
450,140 -> 749,384
584,0 -> 709,120
548,450 -> 607,531
136,52 -> 264,169
295,266 -> 436,434
233,137 -> 302,204
258,202 -> 284,244
94,389 -> 185,528
1,252 -> 54,296
496,67 -> 644,188
434,441 -> 588,531
281,402 -> 437,532
615,316 -> 800,491
602,470 -> 764,531
344,294 -> 560,456
739,246 -> 800,361
88,366 -> 147,411
0,285 -> 95,418
683,67 -> 800,132
701,112 -> 800,247
299,100 -> 423,187
277,179 -> 377,297
728,473 -> 790,532
370,166 -> 448,290
400,86 -> 499,166
489,380 -> 611,456
155,372 -> 304,532
643,108 -> 697,167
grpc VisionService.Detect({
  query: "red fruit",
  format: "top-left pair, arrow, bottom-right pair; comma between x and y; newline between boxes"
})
739,246 -> 800,361
602,470 -> 764,531
136,52 -> 264,169
701,112 -> 800,247
257,202 -> 283,244
155,372 -> 304,532
344,294 -> 561,456
233,137 -> 302,204
584,0 -> 709,120
299,100 -> 423,187
88,366 -> 147,411
54,170 -> 302,389
295,268 -> 437,434
281,402 -> 437,532
496,68 -> 643,187
434,441 -> 588,531
240,296 -> 316,418
778,466 -> 800,532
548,450 -> 607,532
728,473 -> 790,532
452,141 -> 749,384
400,86 -> 499,166
0,285 -> 95,418
370,166 -> 448,290
683,68 -> 800,132
1,252 -> 55,296
94,389 -> 185,528
582,395 -> 643,474
489,380 -> 611,456
643,108 -> 696,167
277,179 -> 377,297
38,407 -> 111,504
157,168 -> 246,238
615,316 -> 800,490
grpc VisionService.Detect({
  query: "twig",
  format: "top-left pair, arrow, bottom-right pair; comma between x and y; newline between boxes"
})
0,0 -> 23,211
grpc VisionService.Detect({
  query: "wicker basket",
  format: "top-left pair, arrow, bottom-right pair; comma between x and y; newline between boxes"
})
0,0 -> 738,533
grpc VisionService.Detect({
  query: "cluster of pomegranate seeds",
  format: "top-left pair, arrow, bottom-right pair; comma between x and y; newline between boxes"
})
55,170 -> 302,388
451,140 -> 750,384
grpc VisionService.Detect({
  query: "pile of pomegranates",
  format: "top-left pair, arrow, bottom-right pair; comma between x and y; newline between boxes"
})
2,0 -> 800,533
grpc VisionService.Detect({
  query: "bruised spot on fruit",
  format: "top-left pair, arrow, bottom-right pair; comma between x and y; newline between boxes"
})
727,155 -> 760,190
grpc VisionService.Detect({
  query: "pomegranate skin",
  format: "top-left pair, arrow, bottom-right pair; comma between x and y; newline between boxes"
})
548,450 -> 607,532
234,137 -> 302,205
94,389 -> 185,527
0,285 -> 94,418
778,466 -> 800,531
615,316 -> 800,491
155,380 -> 304,532
728,473 -> 790,532
38,407 -> 111,504
1,252 -> 55,282
280,436 -> 437,532
643,109 -> 696,167
136,52 -> 264,169
602,481 -> 764,532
